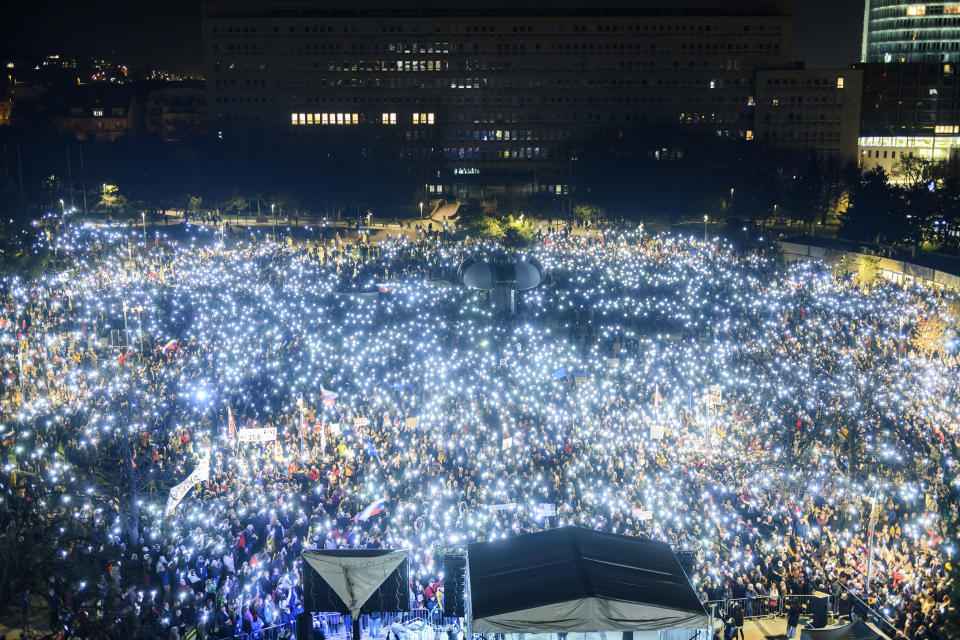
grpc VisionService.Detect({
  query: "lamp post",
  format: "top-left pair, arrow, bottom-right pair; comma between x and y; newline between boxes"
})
866,491 -> 881,593
729,187 -> 735,216
704,215 -> 709,243
141,211 -> 146,244
271,203 -> 276,239
419,201 -> 424,222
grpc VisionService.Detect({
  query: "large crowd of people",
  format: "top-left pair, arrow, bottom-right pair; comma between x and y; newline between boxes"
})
1,221 -> 957,640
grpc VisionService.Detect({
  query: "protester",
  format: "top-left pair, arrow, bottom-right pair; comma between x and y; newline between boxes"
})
0,222 -> 957,640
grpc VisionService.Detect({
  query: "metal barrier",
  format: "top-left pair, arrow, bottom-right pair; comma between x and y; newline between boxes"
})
213,609 -> 456,640
704,594 -> 821,621
213,620 -> 297,640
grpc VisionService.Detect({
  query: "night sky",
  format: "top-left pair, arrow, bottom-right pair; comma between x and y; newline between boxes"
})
4,0 -> 864,77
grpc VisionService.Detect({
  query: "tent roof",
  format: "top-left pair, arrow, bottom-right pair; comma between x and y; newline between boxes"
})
467,527 -> 708,632
301,549 -> 408,617
801,621 -> 882,640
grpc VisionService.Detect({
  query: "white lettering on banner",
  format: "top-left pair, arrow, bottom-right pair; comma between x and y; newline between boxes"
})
237,427 -> 277,443
649,425 -> 665,440
502,436 -> 514,450
533,503 -> 556,518
329,422 -> 341,435
404,417 -> 419,428
708,385 -> 722,407
486,503 -> 517,512
632,508 -> 654,521
165,453 -> 210,515
353,417 -> 370,428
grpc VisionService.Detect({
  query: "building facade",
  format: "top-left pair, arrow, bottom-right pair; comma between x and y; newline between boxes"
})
754,67 -> 863,163
856,61 -> 960,181
145,82 -> 208,142
52,89 -> 140,142
862,0 -> 960,64
202,0 -> 792,197
858,1 -> 960,180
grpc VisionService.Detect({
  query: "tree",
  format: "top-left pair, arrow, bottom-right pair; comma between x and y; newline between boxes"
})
912,317 -> 950,359
502,215 -> 537,248
574,202 -> 605,225
894,155 -> 943,190
840,167 -> 907,244
219,195 -> 249,218
98,184 -> 128,214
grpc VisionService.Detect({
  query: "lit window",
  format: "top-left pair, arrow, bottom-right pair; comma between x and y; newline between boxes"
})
427,113 -> 435,124
390,113 -> 396,125
92,109 -> 103,117
322,113 -> 329,125
945,4 -> 960,13
746,130 -> 754,141
298,113 -> 306,125
291,113 -> 298,125
337,113 -> 344,125
352,113 -> 358,125
413,113 -> 420,125
314,113 -> 321,123
836,77 -> 844,89
906,4 -> 925,15
382,113 -> 389,124
772,98 -> 780,107
307,114 -> 314,125
747,96 -> 755,106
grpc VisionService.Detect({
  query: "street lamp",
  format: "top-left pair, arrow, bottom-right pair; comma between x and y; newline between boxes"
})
419,201 -> 424,221
141,211 -> 146,243
703,215 -> 709,243
729,187 -> 735,215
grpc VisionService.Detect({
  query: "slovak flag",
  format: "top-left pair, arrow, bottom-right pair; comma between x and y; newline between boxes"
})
321,386 -> 338,404
353,497 -> 387,522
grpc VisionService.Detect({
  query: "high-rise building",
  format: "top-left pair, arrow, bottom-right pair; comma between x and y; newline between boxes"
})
858,2 -> 960,181
861,1 -> 960,64
202,0 -> 792,198
754,67 -> 863,163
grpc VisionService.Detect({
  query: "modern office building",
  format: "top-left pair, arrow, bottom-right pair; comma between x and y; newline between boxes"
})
754,67 -> 863,163
861,1 -> 960,64
202,0 -> 792,198
858,2 -> 960,180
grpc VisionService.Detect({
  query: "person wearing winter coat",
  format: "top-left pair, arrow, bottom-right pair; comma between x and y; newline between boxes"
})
786,601 -> 802,639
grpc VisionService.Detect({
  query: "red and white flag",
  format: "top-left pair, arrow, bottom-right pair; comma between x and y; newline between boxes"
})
321,386 -> 338,404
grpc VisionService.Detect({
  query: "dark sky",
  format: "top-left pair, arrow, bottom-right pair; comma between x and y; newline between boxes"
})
4,0 -> 864,77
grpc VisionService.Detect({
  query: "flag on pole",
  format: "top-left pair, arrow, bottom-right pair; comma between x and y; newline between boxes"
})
353,497 -> 388,521
552,367 -> 567,380
321,386 -> 338,404
162,339 -> 178,355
